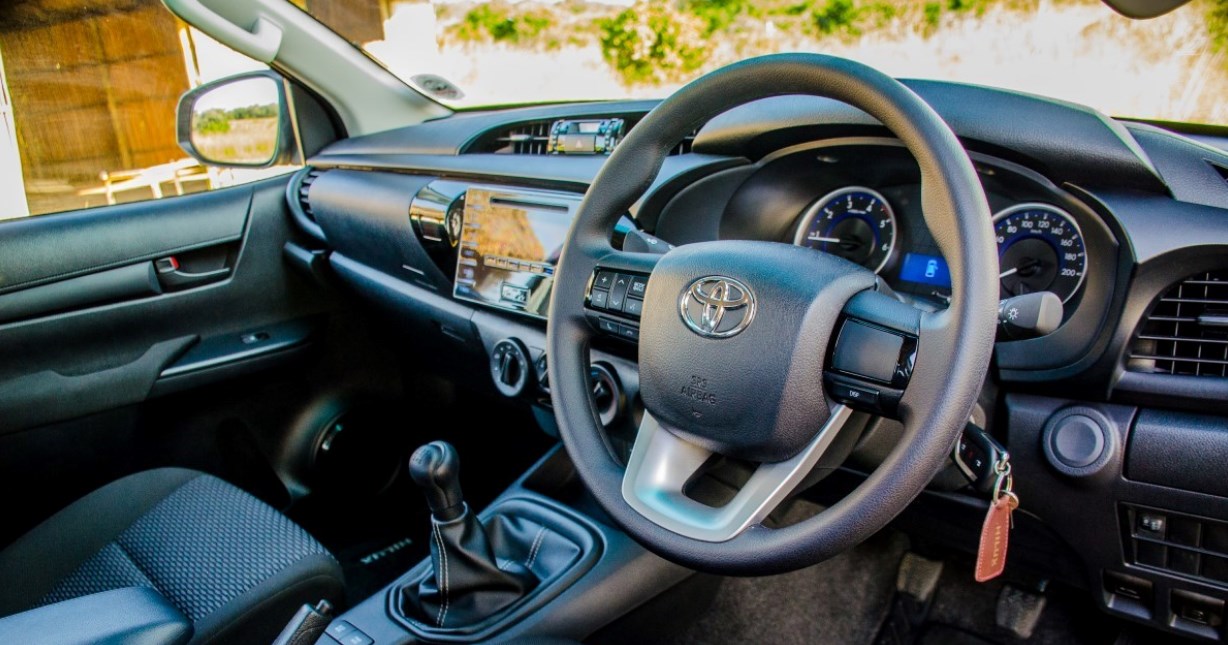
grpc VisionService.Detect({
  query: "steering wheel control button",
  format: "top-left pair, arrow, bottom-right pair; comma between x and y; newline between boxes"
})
832,320 -> 905,383
609,274 -> 632,310
594,271 -> 616,290
629,275 -> 649,298
679,275 -> 756,338
1042,406 -> 1115,479
617,324 -> 640,341
588,269 -> 652,325
830,382 -> 879,408
589,289 -> 609,309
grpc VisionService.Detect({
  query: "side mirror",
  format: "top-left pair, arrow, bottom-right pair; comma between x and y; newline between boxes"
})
177,71 -> 296,168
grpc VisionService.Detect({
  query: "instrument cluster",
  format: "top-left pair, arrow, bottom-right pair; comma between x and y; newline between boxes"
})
792,184 -> 1089,307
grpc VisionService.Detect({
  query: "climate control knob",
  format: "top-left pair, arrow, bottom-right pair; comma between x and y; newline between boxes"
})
490,338 -> 531,397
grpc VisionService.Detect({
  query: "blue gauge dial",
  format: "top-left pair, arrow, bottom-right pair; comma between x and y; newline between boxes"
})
793,186 -> 897,273
993,203 -> 1087,303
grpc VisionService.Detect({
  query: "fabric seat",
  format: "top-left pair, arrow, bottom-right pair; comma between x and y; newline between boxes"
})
0,468 -> 344,644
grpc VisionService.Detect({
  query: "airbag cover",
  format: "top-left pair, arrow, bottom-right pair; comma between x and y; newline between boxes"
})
638,240 -> 875,462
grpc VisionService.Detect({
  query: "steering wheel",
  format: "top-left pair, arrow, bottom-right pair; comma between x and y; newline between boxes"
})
546,53 -> 998,575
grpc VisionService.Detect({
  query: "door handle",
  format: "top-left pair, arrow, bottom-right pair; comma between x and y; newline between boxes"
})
157,266 -> 230,291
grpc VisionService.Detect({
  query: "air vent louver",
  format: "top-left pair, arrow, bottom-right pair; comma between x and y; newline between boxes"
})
297,168 -> 322,221
670,128 -> 699,156
490,120 -> 553,155
1128,271 -> 1228,377
471,119 -> 699,155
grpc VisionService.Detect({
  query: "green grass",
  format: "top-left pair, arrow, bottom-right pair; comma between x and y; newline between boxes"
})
1210,0 -> 1228,51
813,0 -> 861,36
451,2 -> 557,47
598,2 -> 710,85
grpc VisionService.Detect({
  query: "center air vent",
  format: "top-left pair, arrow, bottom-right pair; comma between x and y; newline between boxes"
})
479,120 -> 553,155
466,118 -> 699,155
1128,271 -> 1228,378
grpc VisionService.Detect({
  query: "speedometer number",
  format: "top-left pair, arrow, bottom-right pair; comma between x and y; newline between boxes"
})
793,186 -> 897,274
993,203 -> 1087,304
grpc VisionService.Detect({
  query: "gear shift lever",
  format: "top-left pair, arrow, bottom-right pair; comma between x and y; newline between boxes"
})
409,442 -> 464,521
403,441 -> 535,629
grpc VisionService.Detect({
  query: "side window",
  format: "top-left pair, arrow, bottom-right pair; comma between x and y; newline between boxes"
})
0,0 -> 300,220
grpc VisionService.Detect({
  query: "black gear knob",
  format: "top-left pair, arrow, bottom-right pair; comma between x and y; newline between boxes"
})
409,441 -> 465,521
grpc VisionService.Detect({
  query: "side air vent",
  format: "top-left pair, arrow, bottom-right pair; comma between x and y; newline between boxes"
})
297,168 -> 322,221
1128,271 -> 1228,378
671,127 -> 699,156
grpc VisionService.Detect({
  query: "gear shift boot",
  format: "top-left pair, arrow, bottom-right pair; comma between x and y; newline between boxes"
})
392,497 -> 599,639
403,505 -> 537,628
398,443 -> 595,635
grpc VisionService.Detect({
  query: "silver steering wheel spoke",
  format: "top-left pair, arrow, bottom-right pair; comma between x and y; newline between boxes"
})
621,404 -> 855,542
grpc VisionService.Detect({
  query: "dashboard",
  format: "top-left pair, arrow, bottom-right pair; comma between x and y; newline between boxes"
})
288,79 -> 1228,641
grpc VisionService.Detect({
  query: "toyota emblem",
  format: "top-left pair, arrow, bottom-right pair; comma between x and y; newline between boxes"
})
679,276 -> 756,338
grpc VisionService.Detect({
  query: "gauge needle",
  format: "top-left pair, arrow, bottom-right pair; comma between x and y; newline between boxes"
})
807,235 -> 842,243
999,267 -> 1019,278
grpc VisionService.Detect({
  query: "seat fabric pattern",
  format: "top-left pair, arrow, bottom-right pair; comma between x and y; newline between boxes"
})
38,474 -> 333,623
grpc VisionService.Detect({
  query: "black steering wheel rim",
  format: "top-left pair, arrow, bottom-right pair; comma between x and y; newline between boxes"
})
546,53 -> 999,575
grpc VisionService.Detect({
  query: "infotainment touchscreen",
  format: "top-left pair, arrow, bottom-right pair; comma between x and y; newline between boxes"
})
453,186 -> 582,318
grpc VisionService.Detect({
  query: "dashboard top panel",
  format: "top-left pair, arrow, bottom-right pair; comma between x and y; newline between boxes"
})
312,79 -> 1169,195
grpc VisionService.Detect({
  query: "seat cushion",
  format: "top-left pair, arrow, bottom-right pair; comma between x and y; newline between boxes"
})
0,468 -> 344,644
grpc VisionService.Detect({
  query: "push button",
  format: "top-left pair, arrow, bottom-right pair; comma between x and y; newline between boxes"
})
593,271 -> 616,290
622,297 -> 644,317
325,621 -> 363,641
830,382 -> 879,408
628,275 -> 648,298
618,324 -> 640,341
335,632 -> 373,645
1138,513 -> 1166,537
597,318 -> 620,335
589,289 -> 609,309
609,274 -> 632,310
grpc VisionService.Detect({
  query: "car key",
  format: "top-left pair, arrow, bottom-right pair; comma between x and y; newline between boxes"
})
953,422 -> 1009,494
976,455 -> 1020,582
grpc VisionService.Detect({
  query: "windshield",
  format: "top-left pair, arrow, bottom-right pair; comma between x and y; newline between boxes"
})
303,0 -> 1228,125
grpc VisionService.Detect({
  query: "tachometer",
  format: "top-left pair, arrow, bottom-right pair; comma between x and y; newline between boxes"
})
793,186 -> 897,273
993,203 -> 1086,303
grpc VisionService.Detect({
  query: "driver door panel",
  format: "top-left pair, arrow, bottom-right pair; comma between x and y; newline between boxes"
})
0,175 -> 335,542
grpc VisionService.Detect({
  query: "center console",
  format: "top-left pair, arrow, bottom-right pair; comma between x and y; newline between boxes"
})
310,447 -> 689,645
297,171 -> 687,643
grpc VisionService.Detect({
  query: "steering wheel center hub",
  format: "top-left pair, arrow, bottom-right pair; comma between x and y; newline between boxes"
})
638,240 -> 876,463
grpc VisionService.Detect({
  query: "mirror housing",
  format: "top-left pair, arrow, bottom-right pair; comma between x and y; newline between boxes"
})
177,70 -> 297,168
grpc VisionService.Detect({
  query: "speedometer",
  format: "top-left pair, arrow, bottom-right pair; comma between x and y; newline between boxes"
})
993,203 -> 1087,303
793,186 -> 897,273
